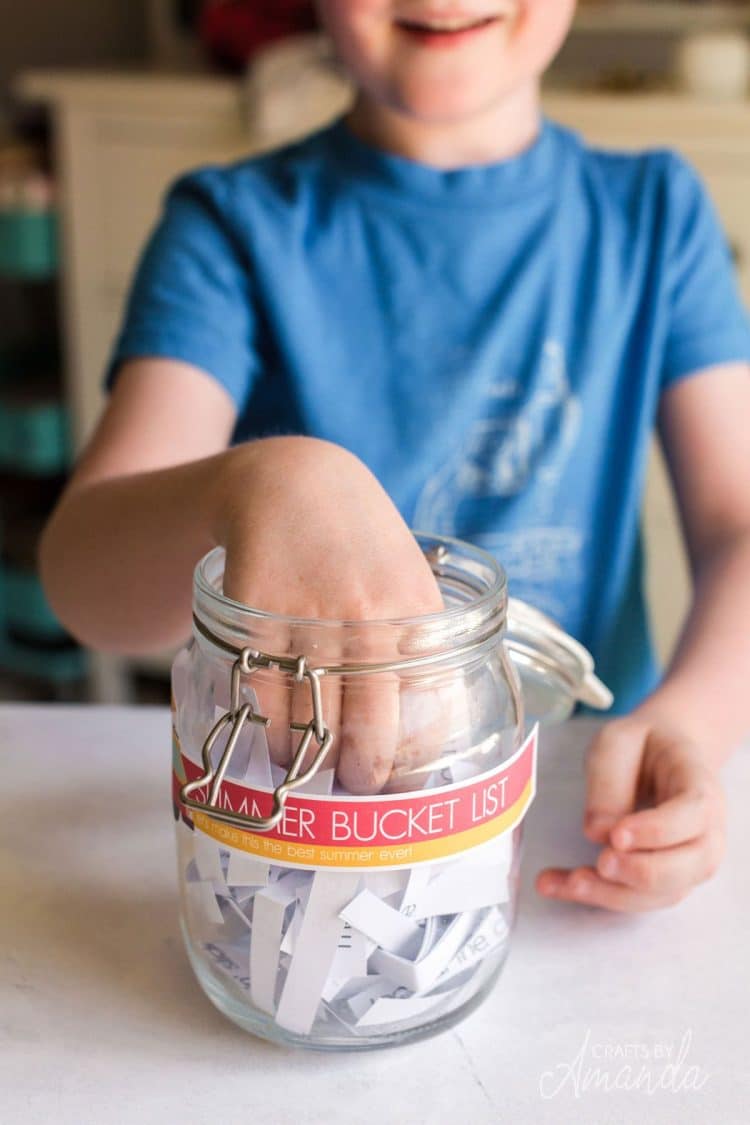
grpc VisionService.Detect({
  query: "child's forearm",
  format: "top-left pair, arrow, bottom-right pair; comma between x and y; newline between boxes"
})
635,529 -> 750,766
39,443 -> 258,654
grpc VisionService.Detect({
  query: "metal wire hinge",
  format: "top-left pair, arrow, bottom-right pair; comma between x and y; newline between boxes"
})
180,648 -> 333,833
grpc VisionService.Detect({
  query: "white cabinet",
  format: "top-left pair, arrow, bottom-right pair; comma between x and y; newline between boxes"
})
19,73 -> 254,450
18,71 -> 750,693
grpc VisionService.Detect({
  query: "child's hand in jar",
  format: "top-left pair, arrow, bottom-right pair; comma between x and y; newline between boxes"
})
535,715 -> 727,911
218,436 -> 446,794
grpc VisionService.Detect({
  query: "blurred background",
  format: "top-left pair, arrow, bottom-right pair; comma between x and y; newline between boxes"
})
1,0 -> 749,704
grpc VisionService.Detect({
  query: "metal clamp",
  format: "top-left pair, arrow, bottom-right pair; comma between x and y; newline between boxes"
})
180,648 -> 333,833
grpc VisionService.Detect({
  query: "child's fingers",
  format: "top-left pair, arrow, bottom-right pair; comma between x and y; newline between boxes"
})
536,866 -> 686,913
255,671 -> 292,767
288,626 -> 342,774
338,668 -> 401,794
610,789 -> 716,851
387,674 -> 472,792
596,831 -> 725,895
583,720 -> 645,840
336,628 -> 402,794
250,624 -> 294,767
538,824 -> 725,911
210,639 -> 291,769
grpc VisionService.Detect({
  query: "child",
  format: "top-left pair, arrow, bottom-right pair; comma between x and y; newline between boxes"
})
40,1 -> 750,913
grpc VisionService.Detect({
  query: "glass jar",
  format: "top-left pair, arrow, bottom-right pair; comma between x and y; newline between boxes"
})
171,533 -> 605,1050
505,598 -> 613,726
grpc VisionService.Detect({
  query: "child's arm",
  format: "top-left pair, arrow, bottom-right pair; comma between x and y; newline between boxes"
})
40,358 -> 239,653
550,155 -> 750,912
633,360 -> 750,761
40,357 -> 443,792
537,360 -> 750,911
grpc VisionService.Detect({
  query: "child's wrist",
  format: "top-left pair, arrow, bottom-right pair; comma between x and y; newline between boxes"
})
209,436 -> 359,548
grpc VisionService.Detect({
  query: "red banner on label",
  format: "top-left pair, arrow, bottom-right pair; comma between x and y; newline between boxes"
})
174,725 -> 537,870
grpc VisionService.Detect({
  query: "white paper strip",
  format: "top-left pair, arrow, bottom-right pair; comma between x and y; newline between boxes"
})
250,874 -> 305,1015
363,870 -> 409,900
296,878 -> 313,913
342,978 -> 396,1022
399,865 -> 432,919
321,923 -> 370,1002
280,904 -> 304,956
223,896 -> 252,929
460,831 -> 515,870
231,885 -> 257,904
219,898 -> 254,945
429,907 -> 510,993
193,829 -> 226,886
226,849 -> 270,888
185,879 -> 225,928
275,871 -> 361,1035
340,890 -> 423,956
369,910 -> 480,994
412,865 -> 509,919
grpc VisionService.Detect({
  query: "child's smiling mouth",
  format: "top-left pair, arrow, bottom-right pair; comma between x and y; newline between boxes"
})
394,7 -> 509,49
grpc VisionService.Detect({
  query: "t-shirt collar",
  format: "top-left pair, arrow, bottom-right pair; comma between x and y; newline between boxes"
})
322,112 -> 563,206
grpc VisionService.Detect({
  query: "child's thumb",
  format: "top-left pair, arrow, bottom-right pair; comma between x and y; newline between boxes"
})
583,719 -> 645,843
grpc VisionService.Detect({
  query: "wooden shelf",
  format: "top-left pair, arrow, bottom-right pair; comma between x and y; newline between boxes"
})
574,2 -> 750,34
17,68 -> 240,116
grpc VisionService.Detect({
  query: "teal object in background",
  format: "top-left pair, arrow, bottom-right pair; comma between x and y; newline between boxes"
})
0,209 -> 59,280
0,565 -> 87,684
0,634 -> 87,683
2,565 -> 66,640
0,396 -> 70,475
0,173 -> 78,691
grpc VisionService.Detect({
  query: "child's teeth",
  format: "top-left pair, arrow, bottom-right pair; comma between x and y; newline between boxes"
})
415,17 -> 488,31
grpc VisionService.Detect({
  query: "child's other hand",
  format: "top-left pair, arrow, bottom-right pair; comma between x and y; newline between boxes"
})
535,716 -> 726,911
218,436 -> 445,795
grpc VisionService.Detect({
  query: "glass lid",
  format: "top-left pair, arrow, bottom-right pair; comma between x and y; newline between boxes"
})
506,597 -> 613,712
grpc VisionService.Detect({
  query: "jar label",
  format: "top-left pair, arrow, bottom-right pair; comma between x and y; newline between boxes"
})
174,724 -> 537,872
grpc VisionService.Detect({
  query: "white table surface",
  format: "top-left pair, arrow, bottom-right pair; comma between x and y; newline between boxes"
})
1,705 -> 747,1125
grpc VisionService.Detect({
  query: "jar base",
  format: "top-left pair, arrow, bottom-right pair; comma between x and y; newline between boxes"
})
181,919 -> 510,1052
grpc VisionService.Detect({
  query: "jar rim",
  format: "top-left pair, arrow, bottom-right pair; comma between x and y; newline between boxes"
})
193,531 -> 507,632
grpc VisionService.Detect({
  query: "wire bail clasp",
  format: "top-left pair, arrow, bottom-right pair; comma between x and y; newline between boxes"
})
180,648 -> 333,833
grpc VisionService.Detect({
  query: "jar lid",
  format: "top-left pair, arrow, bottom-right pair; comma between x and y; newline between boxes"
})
506,597 -> 613,713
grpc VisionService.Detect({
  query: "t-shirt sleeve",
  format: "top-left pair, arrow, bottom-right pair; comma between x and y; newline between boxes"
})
660,153 -> 750,390
105,169 -> 259,408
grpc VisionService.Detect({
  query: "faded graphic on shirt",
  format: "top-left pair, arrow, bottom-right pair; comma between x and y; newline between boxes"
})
414,340 -> 585,623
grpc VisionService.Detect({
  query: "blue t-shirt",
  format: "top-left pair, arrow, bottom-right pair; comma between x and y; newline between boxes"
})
107,116 -> 750,713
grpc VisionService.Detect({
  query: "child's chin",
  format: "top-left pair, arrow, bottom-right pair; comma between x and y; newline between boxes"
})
394,78 -> 520,126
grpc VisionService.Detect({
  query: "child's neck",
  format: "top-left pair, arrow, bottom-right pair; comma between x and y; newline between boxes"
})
345,81 -> 542,170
